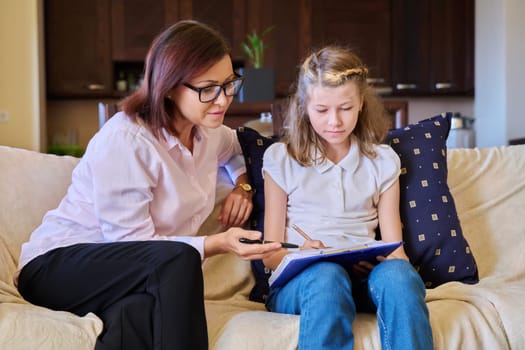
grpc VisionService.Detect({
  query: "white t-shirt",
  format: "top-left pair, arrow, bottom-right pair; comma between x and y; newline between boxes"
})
262,136 -> 400,248
18,112 -> 245,270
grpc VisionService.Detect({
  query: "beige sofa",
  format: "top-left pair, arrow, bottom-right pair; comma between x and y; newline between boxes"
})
1,144 -> 525,349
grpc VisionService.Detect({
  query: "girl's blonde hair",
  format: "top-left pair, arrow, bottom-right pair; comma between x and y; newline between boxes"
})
283,46 -> 390,166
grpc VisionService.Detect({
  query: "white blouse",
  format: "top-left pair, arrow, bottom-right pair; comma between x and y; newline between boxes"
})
262,136 -> 400,248
18,112 -> 245,270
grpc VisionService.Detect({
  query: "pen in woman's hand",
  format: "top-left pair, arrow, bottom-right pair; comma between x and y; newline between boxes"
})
239,238 -> 299,249
292,224 -> 313,241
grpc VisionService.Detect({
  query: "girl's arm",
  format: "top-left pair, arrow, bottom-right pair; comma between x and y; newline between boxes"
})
377,179 -> 410,261
261,172 -> 290,270
354,179 -> 409,276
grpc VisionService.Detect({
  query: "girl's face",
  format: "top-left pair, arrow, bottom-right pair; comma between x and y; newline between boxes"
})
171,55 -> 237,129
306,80 -> 364,152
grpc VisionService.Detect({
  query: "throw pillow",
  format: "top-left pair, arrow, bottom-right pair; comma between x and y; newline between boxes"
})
236,126 -> 276,302
385,112 -> 479,288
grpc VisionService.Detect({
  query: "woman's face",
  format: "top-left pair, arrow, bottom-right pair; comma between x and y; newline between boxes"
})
306,80 -> 363,152
171,55 -> 237,129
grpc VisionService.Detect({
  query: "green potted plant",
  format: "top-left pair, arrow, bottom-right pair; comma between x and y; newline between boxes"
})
242,25 -> 275,69
238,26 -> 275,103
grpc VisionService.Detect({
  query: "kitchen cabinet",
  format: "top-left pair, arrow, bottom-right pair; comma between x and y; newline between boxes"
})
45,0 -> 112,98
45,0 -> 474,99
111,0 -> 189,61
391,0 -> 474,95
111,0 -> 242,62
291,0 -> 474,96
44,0 -> 236,98
308,0 -> 392,91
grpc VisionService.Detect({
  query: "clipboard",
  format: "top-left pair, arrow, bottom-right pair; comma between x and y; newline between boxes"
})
268,241 -> 403,288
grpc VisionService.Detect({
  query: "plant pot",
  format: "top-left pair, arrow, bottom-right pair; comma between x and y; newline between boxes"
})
237,67 -> 275,103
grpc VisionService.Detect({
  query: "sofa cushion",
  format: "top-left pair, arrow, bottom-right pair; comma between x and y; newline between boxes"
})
385,112 -> 479,287
236,127 -> 276,302
0,146 -> 80,285
0,302 -> 102,350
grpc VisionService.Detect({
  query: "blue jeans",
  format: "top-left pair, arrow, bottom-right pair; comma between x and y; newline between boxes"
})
266,259 -> 433,350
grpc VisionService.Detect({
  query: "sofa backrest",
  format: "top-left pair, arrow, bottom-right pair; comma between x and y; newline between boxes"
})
447,145 -> 525,279
1,144 -> 524,292
0,146 -> 79,286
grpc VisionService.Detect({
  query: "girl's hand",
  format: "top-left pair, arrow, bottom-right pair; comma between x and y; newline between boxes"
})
300,239 -> 329,250
351,258 -> 381,278
351,248 -> 410,278
218,187 -> 253,227
385,248 -> 410,261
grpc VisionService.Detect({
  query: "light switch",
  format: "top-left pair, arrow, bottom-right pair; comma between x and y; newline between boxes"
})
0,111 -> 9,123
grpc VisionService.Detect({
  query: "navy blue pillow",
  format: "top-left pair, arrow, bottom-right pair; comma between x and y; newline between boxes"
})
385,112 -> 479,287
236,126 -> 276,302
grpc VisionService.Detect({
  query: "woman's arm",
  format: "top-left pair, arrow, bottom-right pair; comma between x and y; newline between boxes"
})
218,172 -> 254,227
353,179 -> 409,276
218,131 -> 254,227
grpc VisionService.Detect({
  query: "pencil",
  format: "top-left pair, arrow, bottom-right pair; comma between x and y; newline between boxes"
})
292,224 -> 313,241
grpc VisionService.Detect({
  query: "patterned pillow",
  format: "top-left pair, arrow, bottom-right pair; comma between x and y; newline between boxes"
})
385,112 -> 479,288
236,126 -> 276,302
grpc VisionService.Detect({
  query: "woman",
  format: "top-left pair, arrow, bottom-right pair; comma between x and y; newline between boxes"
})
16,20 -> 281,350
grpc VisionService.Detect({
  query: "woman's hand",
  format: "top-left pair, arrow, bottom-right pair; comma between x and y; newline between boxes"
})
218,186 -> 253,227
204,227 -> 281,260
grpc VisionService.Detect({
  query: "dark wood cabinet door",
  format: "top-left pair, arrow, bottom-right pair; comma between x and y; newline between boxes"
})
111,0 -> 187,61
191,0 -> 237,54
44,0 -> 474,99
391,0 -> 474,95
309,0 -> 392,90
269,0 -> 305,95
391,0 -> 431,95
45,0 -> 112,97
429,0 -> 474,94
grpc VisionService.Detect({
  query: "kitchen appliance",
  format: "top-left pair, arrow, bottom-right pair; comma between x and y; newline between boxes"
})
447,113 -> 476,149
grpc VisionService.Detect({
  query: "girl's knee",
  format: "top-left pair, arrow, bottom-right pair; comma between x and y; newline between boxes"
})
371,259 -> 416,278
369,259 -> 424,293
297,262 -> 354,311
301,262 -> 351,290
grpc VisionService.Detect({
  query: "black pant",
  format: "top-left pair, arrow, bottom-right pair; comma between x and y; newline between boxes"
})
18,241 -> 208,350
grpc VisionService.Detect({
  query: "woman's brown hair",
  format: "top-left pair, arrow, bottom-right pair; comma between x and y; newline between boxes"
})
284,46 -> 391,166
120,20 -> 231,139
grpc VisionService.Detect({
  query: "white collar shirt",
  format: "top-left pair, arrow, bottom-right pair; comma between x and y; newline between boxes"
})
19,112 -> 245,269
262,136 -> 400,248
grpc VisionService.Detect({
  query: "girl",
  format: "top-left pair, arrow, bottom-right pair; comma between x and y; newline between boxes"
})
262,46 -> 433,349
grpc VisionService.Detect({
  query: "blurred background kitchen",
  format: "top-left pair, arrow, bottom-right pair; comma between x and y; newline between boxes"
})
1,0 -> 523,154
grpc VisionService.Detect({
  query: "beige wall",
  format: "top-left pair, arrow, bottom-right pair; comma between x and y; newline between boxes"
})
475,0 -> 525,147
47,99 -> 118,148
0,0 -> 45,151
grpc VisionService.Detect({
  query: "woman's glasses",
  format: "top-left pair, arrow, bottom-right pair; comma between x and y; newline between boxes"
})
183,75 -> 244,103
